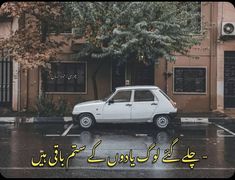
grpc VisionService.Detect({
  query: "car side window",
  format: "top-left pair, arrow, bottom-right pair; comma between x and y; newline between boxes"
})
134,90 -> 154,102
111,90 -> 132,103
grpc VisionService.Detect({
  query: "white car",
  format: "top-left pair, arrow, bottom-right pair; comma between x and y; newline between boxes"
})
72,86 -> 177,129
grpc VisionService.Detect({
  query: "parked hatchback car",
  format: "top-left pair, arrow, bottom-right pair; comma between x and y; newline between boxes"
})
72,86 -> 177,129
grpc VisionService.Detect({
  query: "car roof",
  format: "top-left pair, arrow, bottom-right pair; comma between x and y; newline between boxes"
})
115,85 -> 159,90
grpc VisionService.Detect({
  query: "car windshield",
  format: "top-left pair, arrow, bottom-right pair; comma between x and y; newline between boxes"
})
102,92 -> 114,101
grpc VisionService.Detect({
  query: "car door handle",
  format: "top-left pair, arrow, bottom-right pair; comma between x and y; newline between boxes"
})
126,103 -> 132,106
151,103 -> 158,105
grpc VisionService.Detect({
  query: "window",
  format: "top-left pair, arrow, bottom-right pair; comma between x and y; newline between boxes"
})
42,62 -> 86,93
134,90 -> 154,102
111,90 -> 131,103
174,67 -> 206,93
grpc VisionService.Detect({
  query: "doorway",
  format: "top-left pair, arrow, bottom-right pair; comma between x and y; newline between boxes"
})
111,60 -> 126,91
224,51 -> 235,108
111,60 -> 155,91
0,50 -> 13,108
131,61 -> 154,86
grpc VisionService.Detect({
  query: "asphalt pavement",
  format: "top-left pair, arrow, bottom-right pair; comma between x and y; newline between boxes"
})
0,120 -> 235,178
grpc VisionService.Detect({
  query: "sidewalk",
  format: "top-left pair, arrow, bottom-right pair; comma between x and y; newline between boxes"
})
0,116 -> 73,124
0,110 -> 235,124
0,108 -> 72,123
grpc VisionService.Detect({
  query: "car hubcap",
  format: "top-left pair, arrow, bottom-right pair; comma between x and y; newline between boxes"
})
80,117 -> 92,128
157,116 -> 168,128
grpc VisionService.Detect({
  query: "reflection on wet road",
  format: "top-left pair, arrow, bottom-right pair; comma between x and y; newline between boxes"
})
0,122 -> 235,178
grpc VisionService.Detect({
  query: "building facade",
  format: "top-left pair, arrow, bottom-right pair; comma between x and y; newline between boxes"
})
216,2 -> 235,111
0,15 -> 19,112
0,2 -> 235,113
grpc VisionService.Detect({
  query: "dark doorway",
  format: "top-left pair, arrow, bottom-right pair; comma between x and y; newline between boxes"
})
111,60 -> 155,91
111,60 -> 125,91
224,51 -> 235,108
131,61 -> 154,85
0,50 -> 13,108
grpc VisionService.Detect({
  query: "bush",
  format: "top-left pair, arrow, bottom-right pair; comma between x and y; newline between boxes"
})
36,94 -> 69,117
56,98 -> 69,116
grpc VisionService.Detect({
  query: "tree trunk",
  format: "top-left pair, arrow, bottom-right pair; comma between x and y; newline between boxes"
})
92,60 -> 104,100
41,21 -> 48,43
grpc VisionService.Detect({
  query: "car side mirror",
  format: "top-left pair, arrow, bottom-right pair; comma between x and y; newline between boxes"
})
108,99 -> 114,105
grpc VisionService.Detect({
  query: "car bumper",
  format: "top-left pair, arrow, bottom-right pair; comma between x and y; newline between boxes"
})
72,115 -> 77,122
169,112 -> 177,119
169,112 -> 180,125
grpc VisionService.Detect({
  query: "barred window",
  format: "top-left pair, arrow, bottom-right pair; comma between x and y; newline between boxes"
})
174,67 -> 206,93
42,62 -> 86,93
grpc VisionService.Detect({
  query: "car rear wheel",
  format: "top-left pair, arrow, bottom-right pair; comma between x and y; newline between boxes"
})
154,115 -> 169,128
78,113 -> 95,129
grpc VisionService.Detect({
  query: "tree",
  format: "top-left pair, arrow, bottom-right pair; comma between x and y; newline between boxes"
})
0,2 -> 69,70
67,2 -> 205,99
0,2 -> 205,100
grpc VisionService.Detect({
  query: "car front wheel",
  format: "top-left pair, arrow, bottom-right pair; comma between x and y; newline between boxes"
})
78,113 -> 95,129
154,115 -> 170,128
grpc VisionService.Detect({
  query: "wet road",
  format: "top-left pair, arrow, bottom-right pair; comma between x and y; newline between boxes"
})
0,121 -> 235,178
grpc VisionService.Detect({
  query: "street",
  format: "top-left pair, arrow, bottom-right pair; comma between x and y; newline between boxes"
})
1,2 -> 235,178
0,120 -> 235,178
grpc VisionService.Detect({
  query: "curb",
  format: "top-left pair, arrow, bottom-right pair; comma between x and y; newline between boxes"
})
0,117 -> 16,123
208,117 -> 235,124
180,117 -> 235,124
0,117 -> 73,124
180,117 -> 209,123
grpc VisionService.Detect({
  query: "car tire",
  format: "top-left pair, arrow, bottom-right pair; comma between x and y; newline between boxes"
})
78,113 -> 95,129
154,115 -> 170,129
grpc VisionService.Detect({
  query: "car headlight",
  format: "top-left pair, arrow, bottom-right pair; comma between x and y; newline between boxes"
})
72,106 -> 78,114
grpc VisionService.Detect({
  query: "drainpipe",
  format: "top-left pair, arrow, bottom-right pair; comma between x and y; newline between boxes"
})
38,67 -> 41,97
209,2 -> 213,111
26,69 -> 29,110
18,64 -> 21,111
165,59 -> 168,94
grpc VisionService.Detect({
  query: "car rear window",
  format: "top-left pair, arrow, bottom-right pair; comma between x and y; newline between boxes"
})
159,90 -> 172,102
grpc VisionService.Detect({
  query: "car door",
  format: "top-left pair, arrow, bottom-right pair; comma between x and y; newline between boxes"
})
131,89 -> 158,122
102,90 -> 132,123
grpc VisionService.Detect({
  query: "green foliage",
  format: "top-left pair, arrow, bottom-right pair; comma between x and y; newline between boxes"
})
36,94 -> 69,117
56,98 -> 69,116
76,96 -> 86,103
36,95 -> 54,116
66,2 -> 205,64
